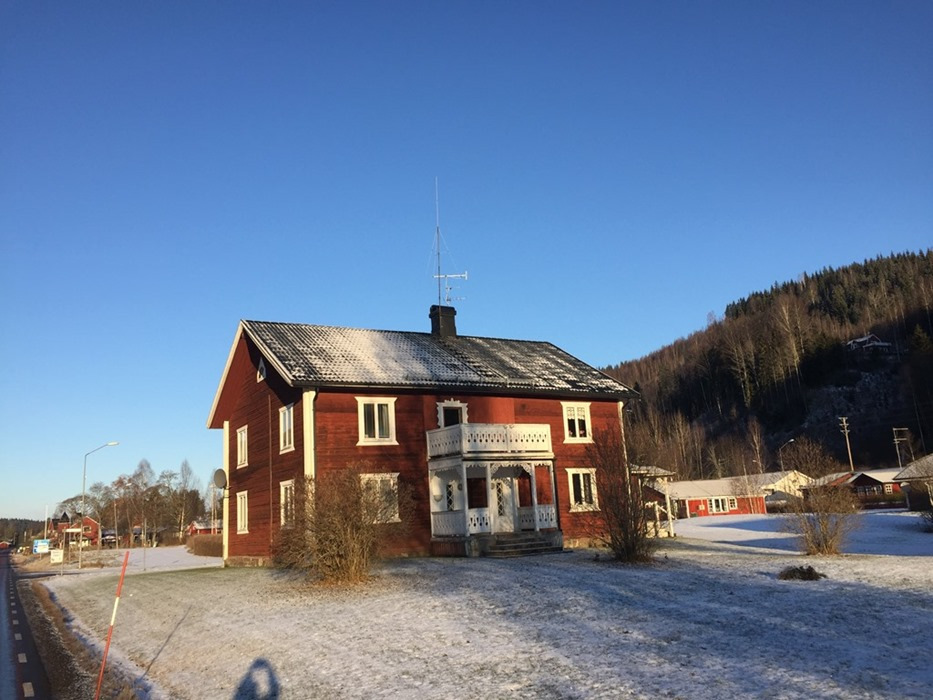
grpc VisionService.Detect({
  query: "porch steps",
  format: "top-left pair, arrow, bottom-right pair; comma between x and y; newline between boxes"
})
484,533 -> 565,558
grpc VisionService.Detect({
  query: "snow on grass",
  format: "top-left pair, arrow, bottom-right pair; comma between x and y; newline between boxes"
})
44,511 -> 932,699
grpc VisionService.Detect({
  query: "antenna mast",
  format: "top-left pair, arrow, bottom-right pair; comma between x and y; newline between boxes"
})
433,178 -> 467,305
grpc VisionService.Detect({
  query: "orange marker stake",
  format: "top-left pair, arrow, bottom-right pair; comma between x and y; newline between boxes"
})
95,549 -> 130,700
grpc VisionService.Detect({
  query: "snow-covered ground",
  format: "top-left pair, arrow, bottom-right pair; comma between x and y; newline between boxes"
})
43,511 -> 932,699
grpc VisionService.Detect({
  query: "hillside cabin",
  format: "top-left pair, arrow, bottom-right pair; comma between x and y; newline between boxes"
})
207,305 -> 637,563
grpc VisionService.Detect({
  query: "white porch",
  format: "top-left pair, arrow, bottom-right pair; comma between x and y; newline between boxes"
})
426,424 -> 560,550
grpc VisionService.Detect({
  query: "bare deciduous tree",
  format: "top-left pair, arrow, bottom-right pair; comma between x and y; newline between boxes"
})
586,430 -> 657,563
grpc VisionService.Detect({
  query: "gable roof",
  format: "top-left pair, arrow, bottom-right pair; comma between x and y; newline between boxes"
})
208,319 -> 635,427
895,453 -> 933,481
666,476 -> 764,499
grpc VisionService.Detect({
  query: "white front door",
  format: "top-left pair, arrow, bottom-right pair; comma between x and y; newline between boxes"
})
493,478 -> 518,532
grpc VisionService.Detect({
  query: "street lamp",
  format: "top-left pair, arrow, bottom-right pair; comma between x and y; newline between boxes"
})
79,441 -> 118,569
778,438 -> 795,472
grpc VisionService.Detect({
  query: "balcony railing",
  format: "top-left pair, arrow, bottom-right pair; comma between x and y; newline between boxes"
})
426,423 -> 553,460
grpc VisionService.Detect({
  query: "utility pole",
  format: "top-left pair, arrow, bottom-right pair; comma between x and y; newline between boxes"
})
839,417 -> 855,472
892,428 -> 912,469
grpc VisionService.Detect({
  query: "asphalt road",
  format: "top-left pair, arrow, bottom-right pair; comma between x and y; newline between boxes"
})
1,549 -> 51,699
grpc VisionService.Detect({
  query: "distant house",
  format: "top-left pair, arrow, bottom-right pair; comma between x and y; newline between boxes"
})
803,469 -> 905,509
49,511 -> 100,548
751,470 -> 813,510
895,454 -> 933,510
845,334 -> 893,355
667,476 -> 767,518
632,465 -> 676,537
187,519 -> 223,537
207,305 -> 638,562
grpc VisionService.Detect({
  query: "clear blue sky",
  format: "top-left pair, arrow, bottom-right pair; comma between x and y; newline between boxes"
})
1,1 -> 930,521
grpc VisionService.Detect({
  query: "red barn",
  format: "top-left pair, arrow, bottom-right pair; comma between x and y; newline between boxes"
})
207,305 -> 637,563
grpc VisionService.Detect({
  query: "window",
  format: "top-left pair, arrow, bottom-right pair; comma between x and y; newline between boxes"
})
280,480 -> 295,527
728,497 -> 737,510
562,403 -> 592,443
883,484 -> 893,495
256,358 -> 266,382
279,404 -> 295,452
236,491 -> 248,533
436,400 -> 468,428
361,472 -> 401,523
708,497 -> 728,513
236,426 -> 248,467
356,397 -> 398,445
567,468 -> 598,511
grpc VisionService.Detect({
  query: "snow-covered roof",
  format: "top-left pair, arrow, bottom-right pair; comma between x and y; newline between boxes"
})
805,468 -> 903,488
240,319 -> 635,397
895,453 -> 933,481
666,476 -> 764,499
630,465 -> 675,478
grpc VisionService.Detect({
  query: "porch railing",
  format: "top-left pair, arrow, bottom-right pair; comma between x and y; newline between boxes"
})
426,423 -> 553,459
432,504 -> 557,537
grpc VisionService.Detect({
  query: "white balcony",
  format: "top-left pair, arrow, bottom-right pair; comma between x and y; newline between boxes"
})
426,423 -> 553,460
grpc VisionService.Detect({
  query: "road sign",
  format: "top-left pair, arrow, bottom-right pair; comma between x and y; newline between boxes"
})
33,539 -> 50,554
50,549 -> 63,564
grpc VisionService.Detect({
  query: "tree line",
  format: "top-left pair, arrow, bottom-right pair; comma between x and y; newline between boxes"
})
605,249 -> 933,480
53,459 -> 214,544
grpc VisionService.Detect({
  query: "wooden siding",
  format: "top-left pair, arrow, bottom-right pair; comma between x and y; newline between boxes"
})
220,335 -> 630,558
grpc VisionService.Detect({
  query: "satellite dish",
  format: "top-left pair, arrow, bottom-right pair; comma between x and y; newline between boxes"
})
213,469 -> 227,489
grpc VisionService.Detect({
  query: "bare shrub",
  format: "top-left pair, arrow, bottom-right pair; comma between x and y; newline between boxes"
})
187,534 -> 222,557
784,486 -> 860,555
274,466 -> 412,583
920,509 -> 933,533
586,429 -> 657,563
778,565 -> 826,581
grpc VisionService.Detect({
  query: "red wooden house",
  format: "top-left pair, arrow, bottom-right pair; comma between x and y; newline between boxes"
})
48,512 -> 100,547
207,305 -> 636,563
666,477 -> 768,518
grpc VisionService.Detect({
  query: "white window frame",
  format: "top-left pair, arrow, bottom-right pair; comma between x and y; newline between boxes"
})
361,472 -> 401,523
567,468 -> 599,512
561,402 -> 593,444
280,479 -> 295,527
236,491 -> 249,533
279,403 -> 295,453
728,497 -> 738,510
236,426 -> 248,468
356,397 -> 398,445
256,358 -> 267,382
436,400 -> 468,428
708,497 -> 728,513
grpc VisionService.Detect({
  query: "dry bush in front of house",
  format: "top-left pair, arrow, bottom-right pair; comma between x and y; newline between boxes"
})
783,486 -> 861,555
274,466 -> 413,583
586,430 -> 658,563
187,534 -> 223,557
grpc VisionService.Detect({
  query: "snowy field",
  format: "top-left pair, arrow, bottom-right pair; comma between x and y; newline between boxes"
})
43,511 -> 932,699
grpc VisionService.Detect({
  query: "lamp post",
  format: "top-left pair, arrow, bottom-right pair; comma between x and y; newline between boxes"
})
79,441 -> 118,569
778,438 -> 795,472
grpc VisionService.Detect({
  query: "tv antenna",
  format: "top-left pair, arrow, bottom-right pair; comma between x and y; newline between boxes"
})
433,178 -> 467,305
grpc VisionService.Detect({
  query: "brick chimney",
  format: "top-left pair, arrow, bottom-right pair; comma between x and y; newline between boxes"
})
429,305 -> 457,337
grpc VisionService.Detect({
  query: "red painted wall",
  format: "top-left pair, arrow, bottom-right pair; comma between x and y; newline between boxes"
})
221,336 -> 628,558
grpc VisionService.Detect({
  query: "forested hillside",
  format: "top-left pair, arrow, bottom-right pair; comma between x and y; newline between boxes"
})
605,250 -> 933,479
